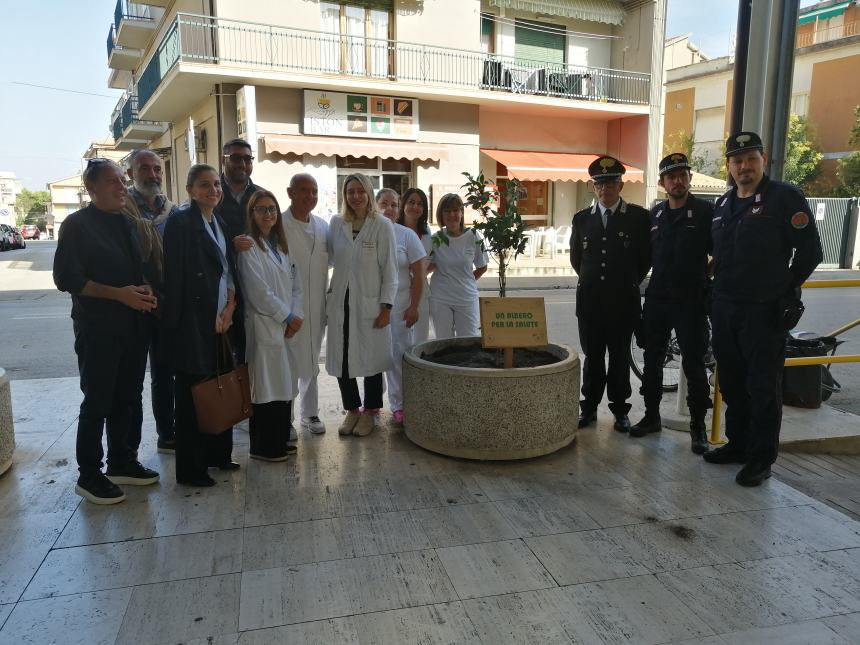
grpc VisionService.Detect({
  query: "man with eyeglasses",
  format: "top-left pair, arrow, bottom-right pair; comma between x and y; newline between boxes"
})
571,156 -> 651,433
124,149 -> 178,456
53,159 -> 160,504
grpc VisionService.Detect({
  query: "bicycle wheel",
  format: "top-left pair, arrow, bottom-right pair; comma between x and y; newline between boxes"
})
629,334 -> 681,393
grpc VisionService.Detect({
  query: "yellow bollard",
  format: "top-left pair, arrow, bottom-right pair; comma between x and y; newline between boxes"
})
709,366 -> 725,445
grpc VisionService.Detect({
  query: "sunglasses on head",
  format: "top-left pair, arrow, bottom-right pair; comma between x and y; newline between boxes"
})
225,153 -> 254,164
86,157 -> 111,167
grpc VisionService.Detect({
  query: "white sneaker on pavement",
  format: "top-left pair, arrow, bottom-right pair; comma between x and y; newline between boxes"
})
302,416 -> 326,434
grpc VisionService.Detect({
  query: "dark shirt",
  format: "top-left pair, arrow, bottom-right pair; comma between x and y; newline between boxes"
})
711,175 -> 823,302
646,193 -> 713,299
53,204 -> 146,336
216,175 -> 262,241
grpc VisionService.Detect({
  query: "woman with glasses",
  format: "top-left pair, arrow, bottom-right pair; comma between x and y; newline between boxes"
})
428,193 -> 488,338
237,191 -> 304,461
326,173 -> 397,437
377,188 -> 426,425
397,187 -> 433,345
163,164 -> 239,487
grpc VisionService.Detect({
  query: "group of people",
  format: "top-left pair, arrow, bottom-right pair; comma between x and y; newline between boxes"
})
53,138 -> 490,504
573,130 -> 823,487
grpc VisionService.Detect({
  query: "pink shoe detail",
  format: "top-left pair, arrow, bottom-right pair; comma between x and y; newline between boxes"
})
393,410 -> 405,424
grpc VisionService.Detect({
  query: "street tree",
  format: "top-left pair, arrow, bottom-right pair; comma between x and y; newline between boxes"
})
15,188 -> 50,228
834,106 -> 860,197
783,114 -> 822,192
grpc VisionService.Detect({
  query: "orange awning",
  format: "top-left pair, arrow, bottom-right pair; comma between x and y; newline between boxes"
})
481,149 -> 644,183
264,134 -> 448,162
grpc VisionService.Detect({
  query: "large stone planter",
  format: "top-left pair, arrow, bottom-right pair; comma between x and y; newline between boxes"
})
0,368 -> 14,476
403,337 -> 580,460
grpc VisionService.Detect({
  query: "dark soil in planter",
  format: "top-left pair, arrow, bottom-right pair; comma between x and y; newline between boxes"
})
421,345 -> 561,368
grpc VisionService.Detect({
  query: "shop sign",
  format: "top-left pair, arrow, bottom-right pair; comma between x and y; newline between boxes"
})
303,90 -> 419,140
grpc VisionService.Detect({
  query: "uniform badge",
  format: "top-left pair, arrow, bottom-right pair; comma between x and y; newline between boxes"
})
583,240 -> 588,249
752,207 -> 762,214
599,158 -> 614,172
650,225 -> 658,232
791,212 -> 810,229
736,133 -> 751,147
671,154 -> 684,163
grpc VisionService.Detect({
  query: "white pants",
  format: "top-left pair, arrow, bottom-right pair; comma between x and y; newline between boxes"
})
294,374 -> 319,420
413,293 -> 431,344
386,310 -> 415,412
430,299 -> 480,338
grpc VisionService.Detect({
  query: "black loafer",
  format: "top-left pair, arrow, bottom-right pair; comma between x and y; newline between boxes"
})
578,410 -> 597,428
217,461 -> 241,471
178,475 -> 216,487
703,444 -> 746,464
630,415 -> 661,438
613,415 -> 631,433
735,461 -> 772,487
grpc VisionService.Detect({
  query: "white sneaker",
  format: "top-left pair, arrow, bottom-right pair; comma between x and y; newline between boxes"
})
353,411 -> 378,437
301,416 -> 327,434
338,410 -> 361,435
288,424 -> 298,442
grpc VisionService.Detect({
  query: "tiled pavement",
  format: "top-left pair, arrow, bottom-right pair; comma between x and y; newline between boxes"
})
1,377 -> 860,644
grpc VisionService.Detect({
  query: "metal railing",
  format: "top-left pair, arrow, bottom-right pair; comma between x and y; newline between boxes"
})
107,25 -> 116,58
114,0 -> 156,30
796,20 -> 859,47
110,92 -> 162,141
137,13 -> 650,111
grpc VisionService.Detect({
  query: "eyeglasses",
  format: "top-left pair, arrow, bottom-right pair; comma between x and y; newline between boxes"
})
592,179 -> 621,188
252,205 -> 278,215
226,153 -> 254,164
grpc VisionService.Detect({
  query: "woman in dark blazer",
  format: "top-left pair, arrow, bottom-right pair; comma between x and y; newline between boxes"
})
162,164 -> 240,486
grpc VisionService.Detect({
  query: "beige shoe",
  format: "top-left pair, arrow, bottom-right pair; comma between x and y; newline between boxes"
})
352,411 -> 377,437
338,410 -> 361,435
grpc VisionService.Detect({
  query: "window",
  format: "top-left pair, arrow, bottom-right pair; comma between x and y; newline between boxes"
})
514,19 -> 566,65
481,15 -> 495,54
320,2 -> 392,78
335,155 -> 412,209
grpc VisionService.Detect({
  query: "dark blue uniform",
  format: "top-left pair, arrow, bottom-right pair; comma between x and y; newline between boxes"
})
571,199 -> 651,417
640,193 -> 713,416
710,175 -> 822,465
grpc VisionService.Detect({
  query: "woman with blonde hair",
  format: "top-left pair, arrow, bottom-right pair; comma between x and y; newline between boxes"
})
237,189 -> 304,461
428,193 -> 488,338
326,174 -> 397,437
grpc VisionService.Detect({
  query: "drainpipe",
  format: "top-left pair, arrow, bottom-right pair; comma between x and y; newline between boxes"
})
769,1 -> 801,181
645,0 -> 668,206
729,0 -> 753,139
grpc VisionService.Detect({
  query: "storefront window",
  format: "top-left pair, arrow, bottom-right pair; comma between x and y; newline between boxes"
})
335,155 -> 412,209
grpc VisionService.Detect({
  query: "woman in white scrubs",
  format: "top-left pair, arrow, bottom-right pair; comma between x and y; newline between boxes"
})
397,188 -> 433,344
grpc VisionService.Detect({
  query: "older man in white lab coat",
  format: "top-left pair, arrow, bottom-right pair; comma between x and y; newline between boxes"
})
283,174 -> 330,434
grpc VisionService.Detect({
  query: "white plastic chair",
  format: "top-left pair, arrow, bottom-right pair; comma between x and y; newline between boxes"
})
541,227 -> 558,258
555,225 -> 571,255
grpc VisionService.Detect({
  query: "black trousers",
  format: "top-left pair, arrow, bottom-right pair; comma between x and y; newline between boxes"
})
249,400 -> 292,458
337,290 -> 384,410
711,299 -> 786,465
128,319 -> 176,453
74,323 -> 149,477
640,296 -> 712,415
578,312 -> 636,416
174,372 -> 234,482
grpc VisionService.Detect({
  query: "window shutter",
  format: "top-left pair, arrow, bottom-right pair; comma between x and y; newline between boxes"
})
514,19 -> 565,65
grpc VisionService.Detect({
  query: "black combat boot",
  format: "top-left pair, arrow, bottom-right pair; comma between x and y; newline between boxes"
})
689,414 -> 708,455
630,411 -> 661,437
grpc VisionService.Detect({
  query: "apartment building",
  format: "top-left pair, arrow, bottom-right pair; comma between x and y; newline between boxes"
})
663,0 -> 860,187
104,0 -> 666,225
0,172 -> 23,227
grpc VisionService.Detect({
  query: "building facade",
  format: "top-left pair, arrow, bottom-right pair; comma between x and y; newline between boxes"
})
0,172 -> 23,227
104,0 -> 667,225
663,0 -> 860,187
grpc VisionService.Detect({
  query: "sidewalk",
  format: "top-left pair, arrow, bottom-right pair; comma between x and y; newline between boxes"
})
2,374 -> 860,644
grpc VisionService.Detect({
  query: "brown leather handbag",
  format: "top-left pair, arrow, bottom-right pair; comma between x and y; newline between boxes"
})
191,334 -> 253,434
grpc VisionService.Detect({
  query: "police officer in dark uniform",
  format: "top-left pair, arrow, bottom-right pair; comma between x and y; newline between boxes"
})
705,131 -> 822,486
630,153 -> 713,453
571,156 -> 651,431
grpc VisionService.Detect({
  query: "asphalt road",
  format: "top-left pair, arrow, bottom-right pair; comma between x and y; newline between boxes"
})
1,240 -> 858,415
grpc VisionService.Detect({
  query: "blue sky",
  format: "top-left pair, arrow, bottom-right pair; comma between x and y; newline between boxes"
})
0,0 -> 823,190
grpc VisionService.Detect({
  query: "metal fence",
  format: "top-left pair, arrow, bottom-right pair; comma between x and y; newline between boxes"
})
137,13 -> 650,111
807,197 -> 856,268
114,0 -> 156,29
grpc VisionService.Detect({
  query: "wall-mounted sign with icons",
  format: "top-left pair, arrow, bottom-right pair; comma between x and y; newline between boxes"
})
303,90 -> 419,140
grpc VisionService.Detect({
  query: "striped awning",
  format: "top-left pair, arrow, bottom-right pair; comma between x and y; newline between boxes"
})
798,1 -> 851,25
263,134 -> 448,162
487,0 -> 626,25
483,149 -> 643,182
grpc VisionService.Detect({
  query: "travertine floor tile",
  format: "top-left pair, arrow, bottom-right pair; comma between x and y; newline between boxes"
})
494,494 -> 600,537
115,574 -> 240,645
351,602 -> 482,644
23,529 -> 243,599
412,502 -> 518,547
0,588 -> 131,645
387,474 -> 486,510
716,619 -> 851,645
0,512 -> 66,604
436,539 -> 556,599
822,612 -> 860,642
238,550 -> 457,631
0,605 -> 12,631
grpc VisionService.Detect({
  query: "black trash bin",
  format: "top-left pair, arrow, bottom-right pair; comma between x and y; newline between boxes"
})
783,335 -> 838,409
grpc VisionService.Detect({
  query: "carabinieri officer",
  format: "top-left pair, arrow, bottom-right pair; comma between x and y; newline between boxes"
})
571,156 -> 651,432
705,131 -> 822,486
630,153 -> 713,454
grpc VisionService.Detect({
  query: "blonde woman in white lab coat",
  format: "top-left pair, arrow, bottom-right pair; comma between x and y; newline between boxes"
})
238,190 -> 303,461
326,173 -> 397,437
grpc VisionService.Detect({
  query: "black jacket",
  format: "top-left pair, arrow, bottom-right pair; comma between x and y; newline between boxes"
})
162,201 -> 239,375
53,204 -> 148,336
646,193 -> 713,299
570,199 -> 651,318
711,175 -> 823,302
215,175 -> 264,241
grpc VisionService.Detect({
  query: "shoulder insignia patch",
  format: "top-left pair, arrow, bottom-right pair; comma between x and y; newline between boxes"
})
791,212 -> 810,229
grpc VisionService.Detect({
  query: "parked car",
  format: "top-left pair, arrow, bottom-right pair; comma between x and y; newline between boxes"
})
20,224 -> 41,240
0,224 -> 15,251
10,227 -> 25,249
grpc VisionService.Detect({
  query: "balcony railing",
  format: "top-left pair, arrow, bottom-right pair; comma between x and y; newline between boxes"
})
107,25 -> 116,58
796,20 -> 859,47
111,93 -> 162,141
138,13 -> 650,111
114,0 -> 156,29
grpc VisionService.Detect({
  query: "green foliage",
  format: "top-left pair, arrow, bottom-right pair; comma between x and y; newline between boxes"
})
431,230 -> 449,248
15,188 -> 50,227
848,105 -> 860,148
461,171 -> 528,298
835,152 -> 860,197
783,114 -> 822,191
664,130 -> 711,174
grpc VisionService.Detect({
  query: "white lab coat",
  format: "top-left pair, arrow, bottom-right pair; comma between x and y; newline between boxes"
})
325,214 -> 398,378
283,208 -> 329,380
238,240 -> 304,405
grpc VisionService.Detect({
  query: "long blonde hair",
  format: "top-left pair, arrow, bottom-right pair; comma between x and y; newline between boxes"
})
340,173 -> 378,222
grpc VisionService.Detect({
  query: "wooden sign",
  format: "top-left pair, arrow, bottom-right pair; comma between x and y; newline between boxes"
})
480,297 -> 548,349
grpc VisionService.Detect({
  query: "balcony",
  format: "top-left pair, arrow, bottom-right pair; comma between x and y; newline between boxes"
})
113,0 -> 160,50
110,93 -> 167,150
107,24 -> 142,71
796,20 -> 859,48
137,13 -> 650,123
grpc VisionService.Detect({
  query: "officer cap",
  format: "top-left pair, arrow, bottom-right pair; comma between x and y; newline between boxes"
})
725,131 -> 764,157
658,153 -> 692,176
588,156 -> 626,181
